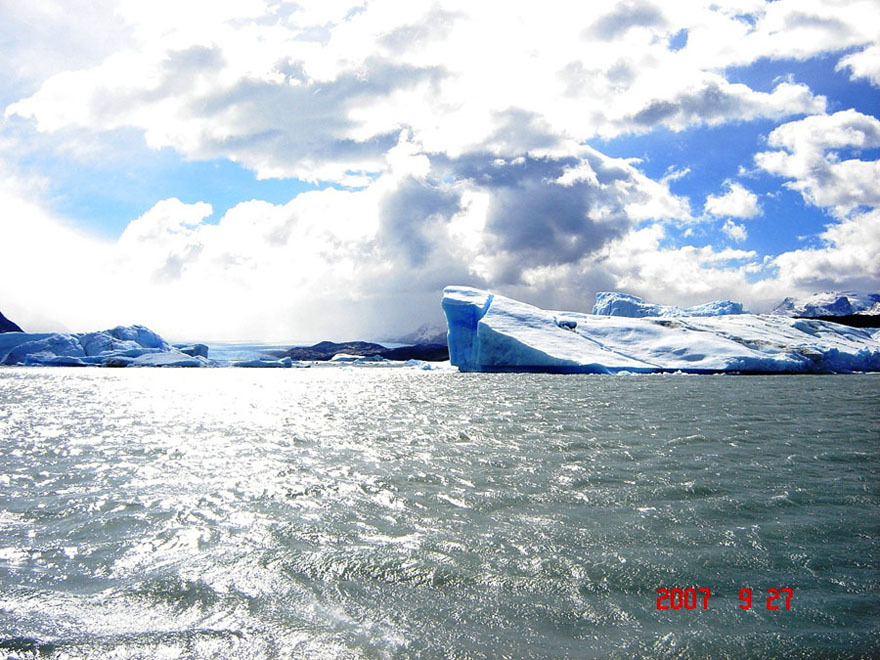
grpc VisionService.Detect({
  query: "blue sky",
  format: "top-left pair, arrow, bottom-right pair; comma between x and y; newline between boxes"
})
1,1 -> 879,341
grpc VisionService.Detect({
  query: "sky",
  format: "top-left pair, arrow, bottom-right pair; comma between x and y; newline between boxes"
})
1,0 -> 879,342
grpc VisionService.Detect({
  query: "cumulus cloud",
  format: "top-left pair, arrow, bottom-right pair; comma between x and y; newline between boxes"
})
5,0 -> 848,181
771,209 -> 880,293
623,78 -> 824,132
836,45 -> 880,88
747,110 -> 880,299
0,141 -> 697,339
2,0 -> 879,337
704,181 -> 761,218
722,219 -> 748,242
755,109 -> 880,218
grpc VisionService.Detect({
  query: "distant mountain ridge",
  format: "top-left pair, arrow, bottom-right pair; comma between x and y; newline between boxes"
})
0,310 -> 23,333
384,322 -> 448,345
772,292 -> 880,318
279,340 -> 449,362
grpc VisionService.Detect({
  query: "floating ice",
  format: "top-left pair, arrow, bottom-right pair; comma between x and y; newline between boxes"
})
174,343 -> 210,358
592,292 -> 745,317
442,286 -> 880,374
129,352 -> 208,368
0,325 -> 206,367
232,357 -> 300,368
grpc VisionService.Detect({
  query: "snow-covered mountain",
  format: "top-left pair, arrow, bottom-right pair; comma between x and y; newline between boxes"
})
592,292 -> 746,318
385,322 -> 448,345
772,292 -> 880,317
443,286 -> 880,374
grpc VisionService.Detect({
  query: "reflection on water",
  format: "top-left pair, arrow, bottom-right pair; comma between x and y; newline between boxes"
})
1,369 -> 878,658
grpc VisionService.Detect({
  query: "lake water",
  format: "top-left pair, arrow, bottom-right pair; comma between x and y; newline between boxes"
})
1,369 -> 878,659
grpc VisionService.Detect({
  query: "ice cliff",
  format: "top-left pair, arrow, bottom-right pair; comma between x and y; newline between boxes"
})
442,286 -> 880,374
0,325 -> 207,367
593,292 -> 746,317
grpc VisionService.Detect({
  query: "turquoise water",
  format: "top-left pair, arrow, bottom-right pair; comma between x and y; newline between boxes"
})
0,369 -> 878,658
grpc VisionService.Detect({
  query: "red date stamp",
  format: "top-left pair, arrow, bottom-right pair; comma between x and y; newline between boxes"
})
656,588 -> 793,610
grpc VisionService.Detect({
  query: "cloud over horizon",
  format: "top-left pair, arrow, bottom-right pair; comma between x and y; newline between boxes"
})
1,0 -> 879,340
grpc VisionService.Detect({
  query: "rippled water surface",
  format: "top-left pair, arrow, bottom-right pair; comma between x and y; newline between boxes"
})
1,369 -> 878,659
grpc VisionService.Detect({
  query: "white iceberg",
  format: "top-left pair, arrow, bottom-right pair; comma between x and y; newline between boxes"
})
442,286 -> 880,374
592,291 -> 746,317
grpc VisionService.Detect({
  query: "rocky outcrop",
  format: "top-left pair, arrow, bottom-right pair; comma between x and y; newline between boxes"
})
0,310 -> 23,333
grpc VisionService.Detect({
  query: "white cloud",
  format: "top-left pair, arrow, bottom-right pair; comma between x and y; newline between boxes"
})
2,0 -> 879,337
755,109 -> 880,218
0,142 -> 697,340
722,219 -> 748,242
836,45 -> 880,88
705,181 -> 761,218
771,209 -> 880,293
0,166 -> 114,332
4,0 -> 844,182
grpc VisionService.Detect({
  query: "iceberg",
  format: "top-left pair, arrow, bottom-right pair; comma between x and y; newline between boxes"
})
592,292 -> 746,317
232,357 -> 301,368
129,352 -> 207,368
442,286 -> 880,374
174,343 -> 210,358
0,325 -> 207,367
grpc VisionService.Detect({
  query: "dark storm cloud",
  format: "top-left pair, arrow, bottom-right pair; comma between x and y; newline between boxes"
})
434,152 -> 642,284
378,176 -> 462,266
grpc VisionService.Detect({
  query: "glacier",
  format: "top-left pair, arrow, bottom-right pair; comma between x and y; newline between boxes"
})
593,291 -> 746,317
442,286 -> 880,374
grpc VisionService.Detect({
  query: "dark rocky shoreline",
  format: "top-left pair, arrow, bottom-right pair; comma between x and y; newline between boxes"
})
276,340 -> 449,362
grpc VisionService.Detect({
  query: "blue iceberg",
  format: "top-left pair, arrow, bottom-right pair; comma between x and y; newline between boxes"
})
0,325 -> 207,367
592,291 -> 746,317
442,286 -> 880,374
